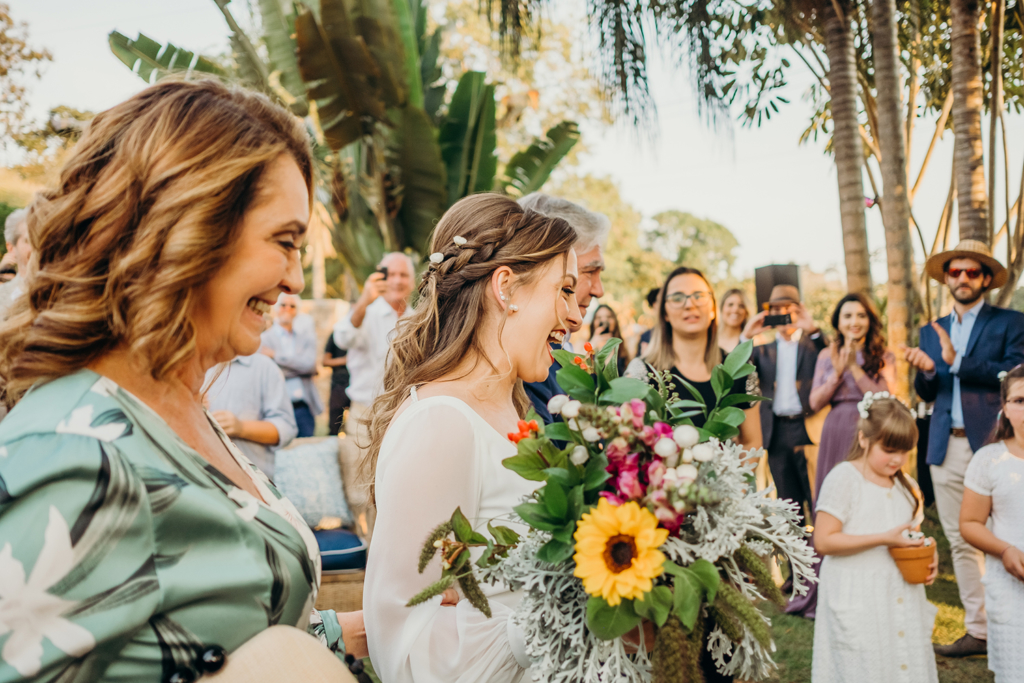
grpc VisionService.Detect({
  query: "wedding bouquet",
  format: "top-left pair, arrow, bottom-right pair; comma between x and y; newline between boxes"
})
409,340 -> 816,682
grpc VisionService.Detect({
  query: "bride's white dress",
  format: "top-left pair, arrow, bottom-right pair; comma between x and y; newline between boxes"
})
364,387 -> 539,683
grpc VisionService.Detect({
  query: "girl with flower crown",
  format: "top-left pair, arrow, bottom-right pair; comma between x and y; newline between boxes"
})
960,364 -> 1024,682
811,394 -> 939,683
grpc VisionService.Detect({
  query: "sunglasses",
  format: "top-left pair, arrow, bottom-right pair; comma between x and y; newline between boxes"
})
946,268 -> 983,280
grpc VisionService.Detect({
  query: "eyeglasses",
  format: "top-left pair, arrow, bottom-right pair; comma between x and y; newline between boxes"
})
665,291 -> 711,308
946,268 -> 983,280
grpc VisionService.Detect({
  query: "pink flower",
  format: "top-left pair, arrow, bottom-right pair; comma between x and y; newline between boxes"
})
640,425 -> 659,448
653,422 -> 673,439
629,399 -> 647,429
616,468 -> 645,500
605,437 -> 630,461
647,460 -> 667,489
654,506 -> 684,533
599,491 -> 625,505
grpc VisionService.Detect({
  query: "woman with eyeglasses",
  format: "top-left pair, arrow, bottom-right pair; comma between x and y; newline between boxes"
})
626,267 -> 762,449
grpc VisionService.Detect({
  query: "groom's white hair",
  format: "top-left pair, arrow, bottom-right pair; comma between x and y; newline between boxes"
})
516,193 -> 610,254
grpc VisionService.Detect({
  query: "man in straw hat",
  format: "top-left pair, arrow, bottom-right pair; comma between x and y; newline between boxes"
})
904,239 -> 1024,658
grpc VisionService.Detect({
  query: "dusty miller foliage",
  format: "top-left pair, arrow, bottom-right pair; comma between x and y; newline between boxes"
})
477,437 -> 816,682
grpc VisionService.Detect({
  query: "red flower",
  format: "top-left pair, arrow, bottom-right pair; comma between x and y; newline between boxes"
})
584,342 -> 594,354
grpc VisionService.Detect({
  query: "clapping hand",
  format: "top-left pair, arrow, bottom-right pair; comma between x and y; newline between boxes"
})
930,322 -> 957,366
829,342 -> 851,376
901,344 -> 936,373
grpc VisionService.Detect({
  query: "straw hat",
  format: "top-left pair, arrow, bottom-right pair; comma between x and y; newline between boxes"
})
925,239 -> 1007,288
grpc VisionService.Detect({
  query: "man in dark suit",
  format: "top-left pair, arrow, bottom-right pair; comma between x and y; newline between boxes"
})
743,284 -> 828,525
904,239 -> 1024,658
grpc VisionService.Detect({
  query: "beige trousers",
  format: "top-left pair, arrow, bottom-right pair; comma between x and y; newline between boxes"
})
931,436 -> 987,639
339,401 -> 376,540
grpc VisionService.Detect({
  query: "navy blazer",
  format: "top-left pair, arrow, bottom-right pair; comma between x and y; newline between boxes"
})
914,302 -> 1024,465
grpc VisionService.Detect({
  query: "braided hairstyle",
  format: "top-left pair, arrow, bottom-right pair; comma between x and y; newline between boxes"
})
364,193 -> 577,499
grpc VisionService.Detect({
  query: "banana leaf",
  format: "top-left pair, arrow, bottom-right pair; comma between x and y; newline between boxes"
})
391,107 -> 447,253
496,121 -> 581,198
438,72 -> 497,203
350,0 -> 408,108
258,0 -> 309,115
411,0 -> 444,120
108,31 -> 223,83
295,1 -> 387,150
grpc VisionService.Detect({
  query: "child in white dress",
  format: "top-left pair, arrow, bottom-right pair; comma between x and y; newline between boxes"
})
961,364 -> 1024,683
811,394 -> 939,683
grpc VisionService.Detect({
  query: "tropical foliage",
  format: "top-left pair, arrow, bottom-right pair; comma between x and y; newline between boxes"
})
108,0 -> 580,283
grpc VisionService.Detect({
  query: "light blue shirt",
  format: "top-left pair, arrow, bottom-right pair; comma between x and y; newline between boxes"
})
949,300 -> 983,429
205,353 -> 298,477
262,319 -> 324,415
773,334 -> 804,416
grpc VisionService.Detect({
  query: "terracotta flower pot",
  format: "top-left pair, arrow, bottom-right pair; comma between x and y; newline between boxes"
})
889,542 -> 935,584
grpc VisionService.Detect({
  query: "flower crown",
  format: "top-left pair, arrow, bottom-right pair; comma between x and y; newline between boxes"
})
857,391 -> 892,419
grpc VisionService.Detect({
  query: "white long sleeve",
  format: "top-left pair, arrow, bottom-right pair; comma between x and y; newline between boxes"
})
364,396 -> 536,683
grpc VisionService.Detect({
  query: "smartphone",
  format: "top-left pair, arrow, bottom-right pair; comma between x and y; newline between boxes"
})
376,266 -> 388,280
764,313 -> 792,327
596,321 -> 610,334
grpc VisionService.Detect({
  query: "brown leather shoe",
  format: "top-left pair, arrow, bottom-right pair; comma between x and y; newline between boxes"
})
934,634 -> 987,658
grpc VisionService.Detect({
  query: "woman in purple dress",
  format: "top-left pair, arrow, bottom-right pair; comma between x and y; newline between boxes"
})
785,292 -> 893,618
810,293 -> 894,494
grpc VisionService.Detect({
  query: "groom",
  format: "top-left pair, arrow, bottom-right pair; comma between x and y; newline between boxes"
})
520,194 -> 610,422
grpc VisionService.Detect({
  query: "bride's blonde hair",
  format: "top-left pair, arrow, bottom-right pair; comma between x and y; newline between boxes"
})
365,193 -> 576,499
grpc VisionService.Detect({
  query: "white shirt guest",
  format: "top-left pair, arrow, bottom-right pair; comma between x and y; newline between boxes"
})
0,208 -> 32,320
331,252 -> 414,536
205,353 -> 298,478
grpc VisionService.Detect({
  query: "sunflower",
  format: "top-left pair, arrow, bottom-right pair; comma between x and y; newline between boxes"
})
573,498 -> 669,606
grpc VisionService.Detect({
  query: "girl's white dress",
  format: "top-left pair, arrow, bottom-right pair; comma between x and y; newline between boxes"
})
963,442 -> 1024,682
364,388 -> 538,683
812,462 -> 938,683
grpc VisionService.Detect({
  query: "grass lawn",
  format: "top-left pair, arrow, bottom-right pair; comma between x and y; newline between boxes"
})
763,505 -> 993,683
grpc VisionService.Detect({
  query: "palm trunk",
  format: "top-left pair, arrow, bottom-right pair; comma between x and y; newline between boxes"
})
822,0 -> 872,294
871,0 -> 912,400
951,0 -> 988,242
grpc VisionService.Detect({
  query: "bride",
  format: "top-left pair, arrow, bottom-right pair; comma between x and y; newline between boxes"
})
363,193 -> 581,682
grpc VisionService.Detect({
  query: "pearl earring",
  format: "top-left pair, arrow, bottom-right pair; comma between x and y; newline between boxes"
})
509,304 -> 519,312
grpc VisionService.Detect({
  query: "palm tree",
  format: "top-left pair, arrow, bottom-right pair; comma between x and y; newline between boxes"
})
820,0 -> 871,294
950,0 -> 988,242
870,0 -> 913,399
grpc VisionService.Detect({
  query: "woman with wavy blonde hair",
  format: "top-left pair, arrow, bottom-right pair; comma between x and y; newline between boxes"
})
363,193 -> 581,682
0,78 -> 364,681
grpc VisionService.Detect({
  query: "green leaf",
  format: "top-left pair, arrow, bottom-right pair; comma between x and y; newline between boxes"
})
438,72 -> 497,201
596,338 -> 622,382
668,399 -> 707,410
537,539 -> 575,564
539,440 -> 568,470
108,31 -> 223,84
722,339 -> 753,376
496,121 -> 581,197
514,502 -> 562,531
450,507 -> 473,542
676,377 -> 706,405
542,421 -> 573,443
541,482 -> 568,519
633,585 -> 674,628
550,521 -> 576,544
711,366 -> 730,400
702,421 -> 740,441
502,451 -> 548,482
258,0 -> 309,113
583,453 -> 612,491
599,377 -> 652,405
688,558 -> 721,603
487,522 -> 520,547
556,365 -> 596,401
392,106 -> 447,253
729,364 -> 755,380
544,466 -> 581,489
553,349 -> 581,369
468,531 -> 489,544
672,571 -> 703,630
714,406 -> 746,427
567,484 -> 584,521
585,596 -> 642,640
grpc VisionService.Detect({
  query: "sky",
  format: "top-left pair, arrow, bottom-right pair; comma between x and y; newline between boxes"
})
8,0 -> 1024,283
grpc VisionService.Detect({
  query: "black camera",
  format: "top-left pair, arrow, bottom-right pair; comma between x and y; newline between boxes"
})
764,313 -> 792,327
376,266 -> 388,280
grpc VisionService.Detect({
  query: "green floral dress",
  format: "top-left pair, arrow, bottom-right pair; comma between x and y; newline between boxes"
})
0,370 -> 345,682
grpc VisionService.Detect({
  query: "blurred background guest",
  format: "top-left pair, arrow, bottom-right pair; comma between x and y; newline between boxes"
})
261,293 -> 322,437
811,293 -> 893,493
744,284 -> 826,527
332,251 -> 414,535
588,303 -> 630,375
718,288 -> 750,353
627,266 -> 762,450
323,333 -> 351,436
205,352 -> 298,479
0,209 -> 31,319
0,253 -> 16,283
636,287 -> 661,357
